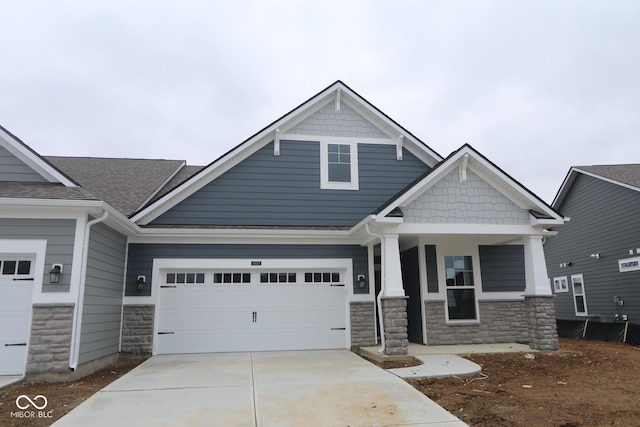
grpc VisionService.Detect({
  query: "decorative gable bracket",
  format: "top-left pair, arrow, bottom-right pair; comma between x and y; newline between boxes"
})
274,128 -> 280,156
396,135 -> 404,160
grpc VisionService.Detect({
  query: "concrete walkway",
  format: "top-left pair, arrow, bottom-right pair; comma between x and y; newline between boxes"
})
388,355 -> 482,379
53,350 -> 467,427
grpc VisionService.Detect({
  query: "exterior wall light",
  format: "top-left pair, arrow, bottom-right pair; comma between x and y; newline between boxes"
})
357,274 -> 367,289
136,275 -> 146,290
49,264 -> 63,283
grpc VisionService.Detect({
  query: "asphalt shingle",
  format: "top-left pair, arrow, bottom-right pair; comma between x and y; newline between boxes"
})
44,156 -> 187,216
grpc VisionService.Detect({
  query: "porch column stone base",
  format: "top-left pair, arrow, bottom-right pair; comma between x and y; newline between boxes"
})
525,295 -> 559,351
381,297 -> 408,355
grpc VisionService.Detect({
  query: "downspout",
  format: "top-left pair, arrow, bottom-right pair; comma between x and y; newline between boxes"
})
365,223 -> 387,354
69,210 -> 108,371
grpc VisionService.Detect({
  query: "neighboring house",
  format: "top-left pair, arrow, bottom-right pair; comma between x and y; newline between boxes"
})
545,165 -> 640,324
0,81 -> 563,381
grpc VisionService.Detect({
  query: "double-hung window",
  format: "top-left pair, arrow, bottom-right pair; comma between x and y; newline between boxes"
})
445,255 -> 477,320
571,274 -> 588,315
320,141 -> 359,190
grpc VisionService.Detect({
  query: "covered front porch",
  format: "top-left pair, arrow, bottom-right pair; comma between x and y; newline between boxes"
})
363,228 -> 559,356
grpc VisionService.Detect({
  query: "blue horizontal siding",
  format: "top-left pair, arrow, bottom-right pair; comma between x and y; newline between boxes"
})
151,141 -> 429,227
125,243 -> 368,297
545,173 -> 640,322
0,145 -> 48,182
479,245 -> 526,292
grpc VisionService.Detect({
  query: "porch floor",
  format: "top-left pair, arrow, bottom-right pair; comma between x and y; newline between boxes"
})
357,342 -> 534,364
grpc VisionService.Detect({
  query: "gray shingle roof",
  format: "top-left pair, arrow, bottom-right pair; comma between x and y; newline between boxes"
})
0,181 -> 98,200
44,156 -> 186,216
577,164 -> 640,190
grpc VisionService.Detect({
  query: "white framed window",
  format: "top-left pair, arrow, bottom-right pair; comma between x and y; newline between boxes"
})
553,276 -> 569,293
320,141 -> 359,190
445,255 -> 477,320
571,274 -> 588,316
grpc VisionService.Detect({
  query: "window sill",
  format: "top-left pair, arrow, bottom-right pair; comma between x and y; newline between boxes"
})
446,320 -> 481,326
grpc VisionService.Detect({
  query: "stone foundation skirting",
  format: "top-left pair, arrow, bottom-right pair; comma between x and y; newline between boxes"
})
424,300 -> 529,345
121,304 -> 155,354
350,301 -> 376,347
26,303 -> 74,381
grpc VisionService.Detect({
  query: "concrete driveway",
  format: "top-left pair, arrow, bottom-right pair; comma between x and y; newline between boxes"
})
53,350 -> 466,427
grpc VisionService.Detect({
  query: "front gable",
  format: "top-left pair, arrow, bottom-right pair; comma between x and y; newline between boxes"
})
133,81 -> 443,225
377,144 -> 563,227
403,168 -> 530,225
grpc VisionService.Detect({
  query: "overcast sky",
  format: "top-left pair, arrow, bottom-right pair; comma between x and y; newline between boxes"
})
1,1 -> 638,204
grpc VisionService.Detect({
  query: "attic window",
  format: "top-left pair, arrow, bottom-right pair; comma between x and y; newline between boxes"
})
320,141 -> 359,190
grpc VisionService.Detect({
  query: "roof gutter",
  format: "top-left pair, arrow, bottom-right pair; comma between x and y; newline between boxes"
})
69,210 -> 108,372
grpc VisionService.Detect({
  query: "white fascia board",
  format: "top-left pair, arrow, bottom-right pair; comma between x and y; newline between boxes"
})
134,161 -> 186,213
129,228 -> 359,245
396,223 -> 558,236
551,168 -> 577,208
574,168 -> 640,195
0,127 -> 76,186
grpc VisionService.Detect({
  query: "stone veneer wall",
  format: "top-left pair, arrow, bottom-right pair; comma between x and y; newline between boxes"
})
121,305 -> 154,354
381,298 -> 408,355
350,301 -> 376,347
526,296 -> 559,351
424,300 -> 529,345
26,304 -> 74,381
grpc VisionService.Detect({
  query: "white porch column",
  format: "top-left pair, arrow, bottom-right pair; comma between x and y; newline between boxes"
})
383,233 -> 405,297
523,235 -> 552,296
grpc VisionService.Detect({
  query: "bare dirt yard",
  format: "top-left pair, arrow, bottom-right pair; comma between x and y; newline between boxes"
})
1,338 -> 639,426
0,357 -> 146,427
408,338 -> 640,426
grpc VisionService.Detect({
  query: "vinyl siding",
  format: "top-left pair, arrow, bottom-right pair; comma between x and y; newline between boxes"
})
151,141 -> 429,227
125,243 -> 368,297
0,145 -> 48,182
479,245 -> 526,292
78,223 -> 126,364
0,218 -> 76,292
545,173 -> 640,322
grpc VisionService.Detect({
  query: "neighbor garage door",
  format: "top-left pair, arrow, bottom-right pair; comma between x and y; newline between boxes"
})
0,257 -> 34,375
156,264 -> 347,354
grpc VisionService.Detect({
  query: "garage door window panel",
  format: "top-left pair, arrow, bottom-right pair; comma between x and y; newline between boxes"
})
214,273 -> 251,284
166,272 -> 206,284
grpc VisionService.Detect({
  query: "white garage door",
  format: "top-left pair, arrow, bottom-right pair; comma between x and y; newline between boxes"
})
156,267 -> 347,354
0,257 -> 34,375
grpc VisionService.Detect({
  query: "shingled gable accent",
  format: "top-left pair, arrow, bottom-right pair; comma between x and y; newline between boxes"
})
553,164 -> 640,208
130,81 -> 444,225
0,124 -> 77,187
374,144 -> 563,225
